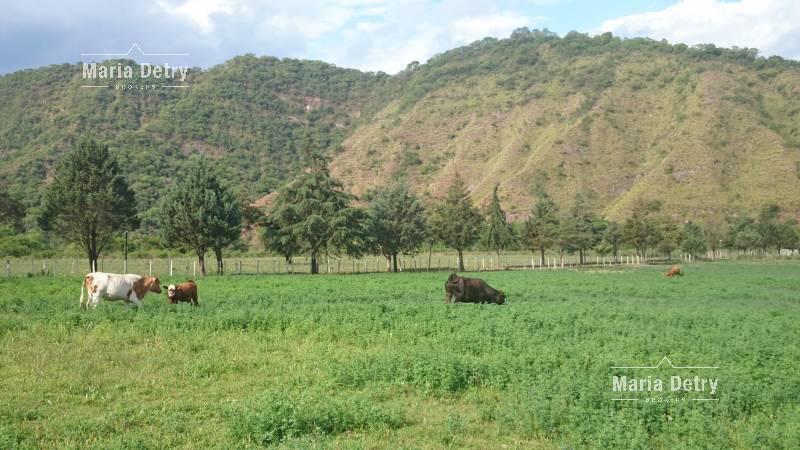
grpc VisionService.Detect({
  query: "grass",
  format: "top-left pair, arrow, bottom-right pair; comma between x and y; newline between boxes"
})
0,261 -> 798,448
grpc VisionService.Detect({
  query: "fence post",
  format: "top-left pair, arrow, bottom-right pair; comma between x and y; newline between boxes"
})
238,260 -> 242,275
170,259 -> 174,277
193,261 -> 197,277
5,259 -> 10,278
149,259 -> 152,276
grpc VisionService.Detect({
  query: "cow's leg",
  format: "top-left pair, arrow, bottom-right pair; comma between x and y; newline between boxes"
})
127,291 -> 142,308
445,291 -> 452,304
88,286 -> 101,309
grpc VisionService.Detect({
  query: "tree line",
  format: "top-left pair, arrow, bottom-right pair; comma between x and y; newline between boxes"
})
3,138 -> 799,275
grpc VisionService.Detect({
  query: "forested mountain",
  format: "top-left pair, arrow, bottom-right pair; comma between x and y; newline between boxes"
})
0,55 -> 388,227
1,30 -> 799,227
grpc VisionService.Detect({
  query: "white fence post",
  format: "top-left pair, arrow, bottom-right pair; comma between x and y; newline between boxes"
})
169,259 -> 174,277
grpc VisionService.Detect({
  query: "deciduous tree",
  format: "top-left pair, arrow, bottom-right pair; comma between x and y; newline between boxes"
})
40,139 -> 138,271
158,156 -> 241,275
367,182 -> 427,272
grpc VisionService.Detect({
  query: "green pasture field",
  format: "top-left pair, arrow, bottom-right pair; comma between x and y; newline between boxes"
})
0,261 -> 798,449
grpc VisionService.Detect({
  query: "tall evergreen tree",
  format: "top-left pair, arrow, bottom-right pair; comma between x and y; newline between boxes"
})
40,139 -> 138,271
0,188 -> 24,232
657,220 -> 682,260
681,221 -> 708,258
601,221 -> 623,262
523,193 -> 559,265
267,135 -> 367,274
483,185 -> 516,263
776,219 -> 800,251
430,173 -> 483,272
756,204 -> 781,252
158,156 -> 242,276
262,212 -> 301,272
560,193 -> 598,264
367,182 -> 427,272
622,199 -> 662,258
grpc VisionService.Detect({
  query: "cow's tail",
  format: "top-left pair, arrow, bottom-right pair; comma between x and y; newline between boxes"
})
79,278 -> 85,308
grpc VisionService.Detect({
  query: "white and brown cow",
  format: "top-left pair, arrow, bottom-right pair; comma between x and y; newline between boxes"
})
79,272 -> 162,309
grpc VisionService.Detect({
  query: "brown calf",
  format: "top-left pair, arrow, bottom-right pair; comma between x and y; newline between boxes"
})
664,265 -> 683,278
164,280 -> 199,306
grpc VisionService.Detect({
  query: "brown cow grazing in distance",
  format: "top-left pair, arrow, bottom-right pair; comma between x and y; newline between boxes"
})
164,280 -> 199,306
445,273 -> 506,304
664,265 -> 683,278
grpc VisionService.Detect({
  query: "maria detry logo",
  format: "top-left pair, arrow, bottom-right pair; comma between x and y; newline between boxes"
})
610,356 -> 720,403
80,43 -> 190,91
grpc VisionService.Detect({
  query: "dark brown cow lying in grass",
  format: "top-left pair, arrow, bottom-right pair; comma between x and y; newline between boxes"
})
664,265 -> 683,278
445,273 -> 506,304
164,280 -> 199,305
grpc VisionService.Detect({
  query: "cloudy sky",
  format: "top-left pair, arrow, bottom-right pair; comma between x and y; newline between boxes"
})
1,0 -> 798,74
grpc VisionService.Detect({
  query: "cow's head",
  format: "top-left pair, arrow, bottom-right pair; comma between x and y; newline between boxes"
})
495,292 -> 506,305
166,284 -> 177,298
147,277 -> 162,294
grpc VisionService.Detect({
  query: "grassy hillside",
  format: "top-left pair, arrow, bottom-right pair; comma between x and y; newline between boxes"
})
330,31 -> 800,221
1,30 -> 799,224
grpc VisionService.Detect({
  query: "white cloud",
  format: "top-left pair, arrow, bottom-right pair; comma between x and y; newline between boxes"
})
451,11 -> 539,45
157,0 -> 238,33
0,0 -> 546,74
599,0 -> 800,60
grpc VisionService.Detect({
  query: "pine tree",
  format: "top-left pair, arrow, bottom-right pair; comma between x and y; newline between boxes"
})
483,185 -> 516,264
523,193 -> 559,266
560,193 -> 598,264
430,174 -> 483,272
0,188 -> 24,232
158,156 -> 241,276
681,221 -> 708,258
367,182 -> 427,272
657,220 -> 682,260
40,139 -> 138,271
601,221 -> 623,262
266,135 -> 367,274
622,199 -> 662,258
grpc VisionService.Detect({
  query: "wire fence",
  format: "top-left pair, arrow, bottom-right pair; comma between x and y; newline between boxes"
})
2,249 -> 798,278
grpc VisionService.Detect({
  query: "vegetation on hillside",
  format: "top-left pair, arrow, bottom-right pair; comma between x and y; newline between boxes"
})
1,31 -> 800,260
